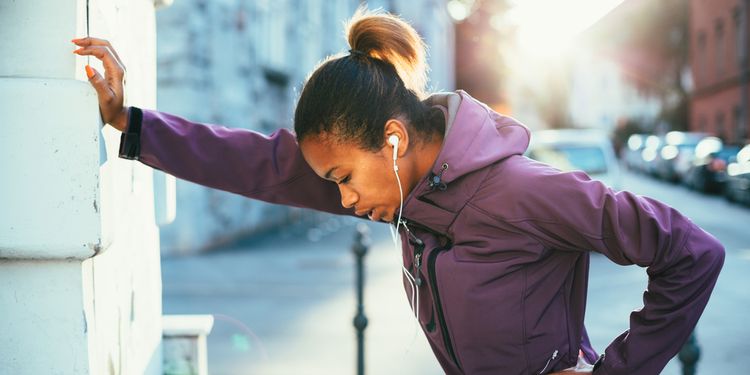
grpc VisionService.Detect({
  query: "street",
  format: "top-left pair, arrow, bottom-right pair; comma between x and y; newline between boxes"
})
162,170 -> 750,374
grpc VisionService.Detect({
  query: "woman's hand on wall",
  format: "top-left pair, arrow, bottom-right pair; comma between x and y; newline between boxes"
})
71,37 -> 129,132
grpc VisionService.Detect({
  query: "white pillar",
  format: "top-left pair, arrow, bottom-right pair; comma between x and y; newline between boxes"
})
0,1 -> 164,374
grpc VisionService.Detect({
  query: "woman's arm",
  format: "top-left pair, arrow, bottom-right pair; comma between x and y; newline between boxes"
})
507,159 -> 724,375
73,36 -> 350,216
120,107 -> 353,216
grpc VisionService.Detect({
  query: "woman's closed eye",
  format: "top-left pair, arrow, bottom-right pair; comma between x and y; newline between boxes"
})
339,175 -> 351,184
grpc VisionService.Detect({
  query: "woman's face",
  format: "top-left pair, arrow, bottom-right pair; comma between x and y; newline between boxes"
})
300,135 -> 407,222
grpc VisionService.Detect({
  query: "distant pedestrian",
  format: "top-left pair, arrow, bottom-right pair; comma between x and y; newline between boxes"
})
73,8 -> 724,375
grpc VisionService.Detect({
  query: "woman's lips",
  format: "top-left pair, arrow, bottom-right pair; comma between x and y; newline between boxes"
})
355,208 -> 372,217
356,208 -> 390,222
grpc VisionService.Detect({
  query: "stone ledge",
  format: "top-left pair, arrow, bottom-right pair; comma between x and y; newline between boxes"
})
162,314 -> 214,336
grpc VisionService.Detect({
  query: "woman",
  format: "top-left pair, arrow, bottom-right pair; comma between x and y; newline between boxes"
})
72,10 -> 724,375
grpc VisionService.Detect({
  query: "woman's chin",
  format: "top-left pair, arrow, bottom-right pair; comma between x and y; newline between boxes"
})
381,212 -> 397,223
367,209 -> 397,223
367,212 -> 387,222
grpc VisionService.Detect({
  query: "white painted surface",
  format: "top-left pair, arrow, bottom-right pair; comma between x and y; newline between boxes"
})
0,260 -> 89,374
162,314 -> 215,336
0,78 -> 101,259
0,0 -> 87,79
1,0 -> 165,374
85,2 -> 164,374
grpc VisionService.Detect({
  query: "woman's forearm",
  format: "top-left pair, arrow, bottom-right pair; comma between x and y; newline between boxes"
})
120,107 -> 353,216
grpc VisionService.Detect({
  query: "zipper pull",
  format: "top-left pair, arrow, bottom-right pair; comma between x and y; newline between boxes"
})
401,218 -> 425,286
414,252 -> 423,286
411,235 -> 424,287
538,350 -> 559,374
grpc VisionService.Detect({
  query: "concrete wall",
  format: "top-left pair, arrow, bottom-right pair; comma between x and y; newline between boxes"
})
0,0 -> 163,373
153,0 -> 456,255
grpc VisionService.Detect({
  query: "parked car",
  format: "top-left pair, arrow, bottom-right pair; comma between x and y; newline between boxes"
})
526,129 -> 622,190
654,131 -> 711,183
640,134 -> 664,176
725,144 -> 750,206
622,133 -> 648,171
683,137 -> 741,194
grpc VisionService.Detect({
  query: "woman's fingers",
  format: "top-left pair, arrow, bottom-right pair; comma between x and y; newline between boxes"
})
85,65 -> 115,103
72,37 -> 124,67
72,37 -> 128,131
73,45 -> 125,101
73,45 -> 125,78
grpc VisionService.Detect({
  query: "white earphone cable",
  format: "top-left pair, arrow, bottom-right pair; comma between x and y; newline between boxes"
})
389,139 -> 420,324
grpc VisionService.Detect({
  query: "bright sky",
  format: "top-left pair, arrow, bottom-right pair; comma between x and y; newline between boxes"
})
506,0 -> 625,57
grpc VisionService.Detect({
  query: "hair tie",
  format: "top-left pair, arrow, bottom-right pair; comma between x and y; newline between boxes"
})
349,49 -> 366,57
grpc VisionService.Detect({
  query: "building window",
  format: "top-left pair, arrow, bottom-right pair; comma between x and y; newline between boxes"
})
735,6 -> 748,67
716,111 -> 726,141
734,105 -> 742,143
698,31 -> 707,82
734,7 -> 742,65
716,19 -> 725,79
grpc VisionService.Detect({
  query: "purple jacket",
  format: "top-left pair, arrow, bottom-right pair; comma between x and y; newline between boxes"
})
121,91 -> 724,374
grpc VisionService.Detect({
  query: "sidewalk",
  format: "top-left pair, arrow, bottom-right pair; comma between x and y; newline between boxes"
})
162,219 -> 443,374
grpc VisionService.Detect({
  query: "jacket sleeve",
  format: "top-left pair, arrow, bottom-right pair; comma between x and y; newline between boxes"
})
506,160 -> 724,375
118,107 -> 353,216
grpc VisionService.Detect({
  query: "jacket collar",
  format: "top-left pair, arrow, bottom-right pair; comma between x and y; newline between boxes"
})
400,91 -> 531,234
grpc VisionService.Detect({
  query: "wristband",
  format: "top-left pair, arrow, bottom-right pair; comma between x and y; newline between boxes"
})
118,107 -> 143,160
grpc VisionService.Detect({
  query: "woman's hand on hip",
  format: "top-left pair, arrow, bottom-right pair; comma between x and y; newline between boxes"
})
549,369 -> 592,374
549,355 -> 594,374
71,37 -> 129,132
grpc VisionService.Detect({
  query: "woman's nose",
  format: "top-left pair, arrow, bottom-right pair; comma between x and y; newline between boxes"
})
339,185 -> 359,209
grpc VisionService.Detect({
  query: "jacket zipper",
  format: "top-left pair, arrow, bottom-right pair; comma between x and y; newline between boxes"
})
400,220 -> 425,286
427,241 -> 460,370
401,219 -> 460,370
538,350 -> 559,374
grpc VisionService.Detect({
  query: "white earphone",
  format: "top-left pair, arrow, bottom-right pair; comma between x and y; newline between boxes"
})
388,134 -> 400,165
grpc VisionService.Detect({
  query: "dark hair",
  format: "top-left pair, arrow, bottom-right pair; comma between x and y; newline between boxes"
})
294,9 -> 444,151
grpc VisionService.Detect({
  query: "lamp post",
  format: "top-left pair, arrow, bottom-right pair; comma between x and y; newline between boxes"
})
678,332 -> 700,375
352,224 -> 370,375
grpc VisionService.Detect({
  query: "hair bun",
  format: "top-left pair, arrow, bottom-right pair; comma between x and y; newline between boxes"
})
346,8 -> 428,98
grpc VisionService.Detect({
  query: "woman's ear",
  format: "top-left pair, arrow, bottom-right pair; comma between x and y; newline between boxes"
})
383,118 -> 409,159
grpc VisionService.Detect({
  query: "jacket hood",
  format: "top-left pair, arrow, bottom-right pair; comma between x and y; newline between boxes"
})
424,90 -> 531,185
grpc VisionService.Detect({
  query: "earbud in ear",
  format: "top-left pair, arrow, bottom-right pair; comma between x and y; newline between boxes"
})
388,135 -> 400,162
388,134 -> 400,147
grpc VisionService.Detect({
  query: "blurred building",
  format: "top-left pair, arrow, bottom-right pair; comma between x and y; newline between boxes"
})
567,48 -> 662,134
567,0 -> 685,134
690,0 -> 750,143
154,0 -> 455,255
